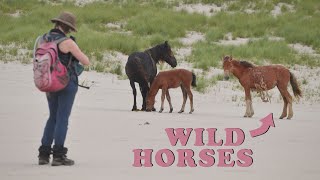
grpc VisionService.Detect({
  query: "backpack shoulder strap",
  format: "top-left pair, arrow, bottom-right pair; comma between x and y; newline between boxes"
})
43,32 -> 69,44
33,35 -> 42,59
53,37 -> 69,44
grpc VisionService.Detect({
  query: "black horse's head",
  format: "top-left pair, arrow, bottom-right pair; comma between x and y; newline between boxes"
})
157,41 -> 177,68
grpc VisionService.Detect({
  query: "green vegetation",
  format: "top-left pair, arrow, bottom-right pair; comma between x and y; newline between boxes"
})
194,73 -> 224,93
189,39 -> 319,70
1,0 -> 320,92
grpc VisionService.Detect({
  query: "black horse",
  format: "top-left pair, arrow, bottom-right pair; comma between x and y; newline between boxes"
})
125,41 -> 177,111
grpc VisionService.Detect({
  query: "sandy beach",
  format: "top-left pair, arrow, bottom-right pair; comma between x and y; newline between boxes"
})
0,62 -> 319,180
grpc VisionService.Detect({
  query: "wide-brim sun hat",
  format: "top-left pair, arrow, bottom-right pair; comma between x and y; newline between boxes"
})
51,11 -> 77,32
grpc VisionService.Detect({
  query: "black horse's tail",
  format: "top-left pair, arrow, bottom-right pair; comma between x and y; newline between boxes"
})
191,73 -> 197,87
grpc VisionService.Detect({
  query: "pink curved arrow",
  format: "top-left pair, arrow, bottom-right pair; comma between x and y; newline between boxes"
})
250,113 -> 275,138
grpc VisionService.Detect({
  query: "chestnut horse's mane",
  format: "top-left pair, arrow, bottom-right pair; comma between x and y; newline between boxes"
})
238,60 -> 255,68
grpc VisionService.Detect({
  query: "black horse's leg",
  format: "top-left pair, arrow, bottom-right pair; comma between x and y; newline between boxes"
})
149,78 -> 156,111
139,81 -> 149,111
130,80 -> 138,111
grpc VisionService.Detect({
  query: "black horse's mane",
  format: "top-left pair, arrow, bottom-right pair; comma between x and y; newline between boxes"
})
144,44 -> 165,64
239,60 -> 255,68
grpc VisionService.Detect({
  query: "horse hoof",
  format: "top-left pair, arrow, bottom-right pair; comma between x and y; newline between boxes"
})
189,112 -> 192,114
178,110 -> 184,113
152,108 -> 156,111
279,116 -> 285,119
159,109 -> 163,113
169,108 -> 173,113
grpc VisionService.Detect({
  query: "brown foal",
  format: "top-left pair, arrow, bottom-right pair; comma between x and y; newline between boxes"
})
146,69 -> 197,114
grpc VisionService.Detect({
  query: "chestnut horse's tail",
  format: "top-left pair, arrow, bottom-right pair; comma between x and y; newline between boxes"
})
191,73 -> 197,87
290,72 -> 302,98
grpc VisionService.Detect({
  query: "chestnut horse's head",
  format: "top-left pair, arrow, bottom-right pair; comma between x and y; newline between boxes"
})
222,55 -> 233,80
159,41 -> 177,68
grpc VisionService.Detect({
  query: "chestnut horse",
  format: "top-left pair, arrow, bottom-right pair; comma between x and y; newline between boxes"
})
146,69 -> 197,114
223,56 -> 302,119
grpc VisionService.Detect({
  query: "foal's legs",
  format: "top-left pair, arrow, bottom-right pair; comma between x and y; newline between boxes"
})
166,90 -> 173,113
130,80 -> 138,111
244,87 -> 254,117
178,85 -> 188,113
159,88 -> 167,113
185,86 -> 194,114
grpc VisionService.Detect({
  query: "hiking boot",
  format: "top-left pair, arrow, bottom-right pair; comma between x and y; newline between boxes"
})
52,156 -> 75,166
52,145 -> 75,166
38,145 -> 52,165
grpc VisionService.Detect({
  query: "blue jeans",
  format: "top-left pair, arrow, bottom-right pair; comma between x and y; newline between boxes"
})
41,75 -> 78,146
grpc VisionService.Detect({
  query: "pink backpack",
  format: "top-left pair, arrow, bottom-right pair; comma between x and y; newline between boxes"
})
33,35 -> 70,92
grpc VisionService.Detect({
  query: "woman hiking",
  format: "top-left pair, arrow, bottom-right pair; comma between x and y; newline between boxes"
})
37,12 -> 90,166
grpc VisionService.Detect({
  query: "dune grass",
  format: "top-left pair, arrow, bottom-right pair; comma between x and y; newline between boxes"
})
0,0 -> 319,76
189,38 -> 319,70
194,73 -> 224,93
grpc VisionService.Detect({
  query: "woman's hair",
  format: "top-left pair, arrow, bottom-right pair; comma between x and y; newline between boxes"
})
55,22 -> 72,34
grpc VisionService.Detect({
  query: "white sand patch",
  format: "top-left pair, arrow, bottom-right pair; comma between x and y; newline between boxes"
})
174,47 -> 192,61
218,37 -> 250,46
41,0 -> 102,6
177,61 -> 202,74
268,36 -> 285,41
106,23 -> 122,29
217,36 -> 282,46
217,33 -> 286,46
173,31 -> 204,71
291,65 -> 320,104
74,0 -> 102,6
0,43 -> 32,63
105,22 -> 132,35
175,3 -> 227,16
102,51 -> 128,74
217,33 -> 251,46
103,51 -> 128,65
8,10 -> 22,18
179,31 -> 205,46
244,9 -> 256,14
175,31 -> 204,61
271,3 -> 294,17
289,43 -> 320,57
